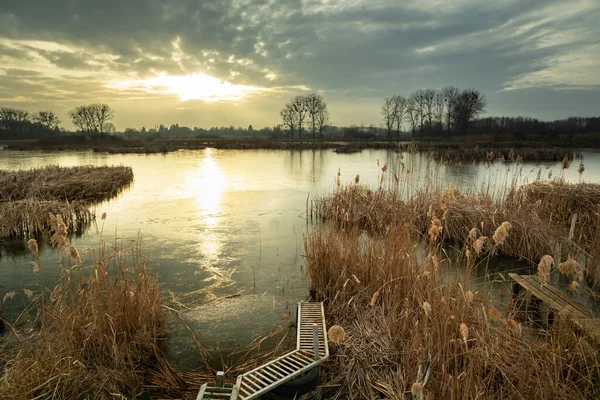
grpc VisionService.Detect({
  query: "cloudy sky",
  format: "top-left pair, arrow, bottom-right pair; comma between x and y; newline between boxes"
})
1,0 -> 599,130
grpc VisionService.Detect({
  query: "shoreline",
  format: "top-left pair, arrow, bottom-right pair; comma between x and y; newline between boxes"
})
0,137 -> 585,163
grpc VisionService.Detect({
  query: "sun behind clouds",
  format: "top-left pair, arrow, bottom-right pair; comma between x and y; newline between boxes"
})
113,72 -> 268,102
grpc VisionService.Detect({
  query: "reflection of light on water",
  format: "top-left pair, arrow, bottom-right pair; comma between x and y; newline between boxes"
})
187,148 -> 225,227
186,148 -> 231,289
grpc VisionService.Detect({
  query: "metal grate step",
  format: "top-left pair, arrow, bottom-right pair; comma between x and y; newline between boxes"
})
297,302 -> 328,358
197,301 -> 329,400
236,349 -> 318,399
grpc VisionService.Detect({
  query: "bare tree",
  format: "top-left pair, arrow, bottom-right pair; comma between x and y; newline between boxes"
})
406,96 -> 420,140
306,93 -> 327,139
453,89 -> 487,134
392,95 -> 408,138
316,99 -> 330,138
422,89 -> 436,133
433,91 -> 445,132
280,103 -> 297,138
290,95 -> 307,140
69,103 -> 115,137
33,111 -> 61,132
442,86 -> 459,132
381,97 -> 395,137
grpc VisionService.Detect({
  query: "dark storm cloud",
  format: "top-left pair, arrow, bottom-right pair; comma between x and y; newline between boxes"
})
0,0 -> 599,123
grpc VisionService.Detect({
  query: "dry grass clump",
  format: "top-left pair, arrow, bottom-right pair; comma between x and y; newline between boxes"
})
304,223 -> 600,399
0,165 -> 133,202
313,177 -> 600,275
0,165 -> 132,238
0,215 -> 169,399
0,200 -> 93,237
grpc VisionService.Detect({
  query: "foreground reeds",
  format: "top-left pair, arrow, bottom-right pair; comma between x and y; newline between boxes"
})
305,176 -> 600,399
0,215 -> 171,399
0,165 -> 133,238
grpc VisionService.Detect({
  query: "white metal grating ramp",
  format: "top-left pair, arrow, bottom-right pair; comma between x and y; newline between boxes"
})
297,302 -> 328,358
197,301 -> 329,400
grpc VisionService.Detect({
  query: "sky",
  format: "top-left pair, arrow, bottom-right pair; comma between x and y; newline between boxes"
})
0,0 -> 599,130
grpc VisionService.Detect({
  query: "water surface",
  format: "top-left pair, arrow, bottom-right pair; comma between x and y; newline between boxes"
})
1,148 -> 599,365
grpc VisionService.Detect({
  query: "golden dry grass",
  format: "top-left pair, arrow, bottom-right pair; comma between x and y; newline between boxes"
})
0,216 -> 171,400
304,222 -> 600,399
0,200 -> 93,237
0,165 -> 132,238
305,171 -> 600,398
312,178 -> 600,275
0,165 -> 133,202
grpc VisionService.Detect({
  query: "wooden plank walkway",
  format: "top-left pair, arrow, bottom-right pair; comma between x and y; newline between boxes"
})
197,301 -> 328,400
509,273 -> 600,343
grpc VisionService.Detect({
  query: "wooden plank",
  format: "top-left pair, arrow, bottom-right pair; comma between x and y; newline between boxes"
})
509,273 -> 600,343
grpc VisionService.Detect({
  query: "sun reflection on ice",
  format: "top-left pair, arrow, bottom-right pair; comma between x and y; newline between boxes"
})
186,148 -> 234,289
188,148 -> 225,228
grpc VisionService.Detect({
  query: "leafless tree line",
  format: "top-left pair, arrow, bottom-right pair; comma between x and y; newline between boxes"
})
382,87 -> 487,139
69,104 -> 115,136
280,93 -> 330,139
0,107 -> 61,139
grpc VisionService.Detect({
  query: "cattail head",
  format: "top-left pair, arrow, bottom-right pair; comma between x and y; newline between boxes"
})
578,161 -> 585,174
429,218 -> 443,240
327,325 -> 346,344
562,154 -> 570,169
3,290 -> 17,303
460,323 -> 469,341
440,182 -> 454,204
568,280 -> 580,292
547,170 -> 553,180
101,212 -> 107,220
489,306 -> 502,323
411,382 -> 423,396
506,319 -> 522,337
27,239 -> 39,257
468,228 -> 478,241
68,244 -> 81,264
473,236 -> 488,256
465,290 -> 475,305
369,290 -> 380,306
492,221 -> 511,247
537,255 -> 554,283
31,261 -> 40,274
354,174 -> 360,184
422,301 -> 432,318
557,258 -> 584,277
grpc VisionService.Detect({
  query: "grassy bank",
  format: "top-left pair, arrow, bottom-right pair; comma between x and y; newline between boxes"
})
0,166 -> 133,238
0,216 -> 173,399
305,175 -> 600,398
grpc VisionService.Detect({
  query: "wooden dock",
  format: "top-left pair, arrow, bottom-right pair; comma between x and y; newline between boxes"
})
509,273 -> 600,343
197,301 -> 329,400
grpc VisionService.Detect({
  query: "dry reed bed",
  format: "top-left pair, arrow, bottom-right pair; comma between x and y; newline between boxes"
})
0,200 -> 93,238
304,223 -> 600,399
0,216 -> 173,399
0,165 -> 133,237
0,165 -> 133,202
312,180 -> 599,270
428,146 -> 573,163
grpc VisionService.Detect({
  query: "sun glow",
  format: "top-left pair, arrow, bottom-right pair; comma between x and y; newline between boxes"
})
114,72 -> 267,102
